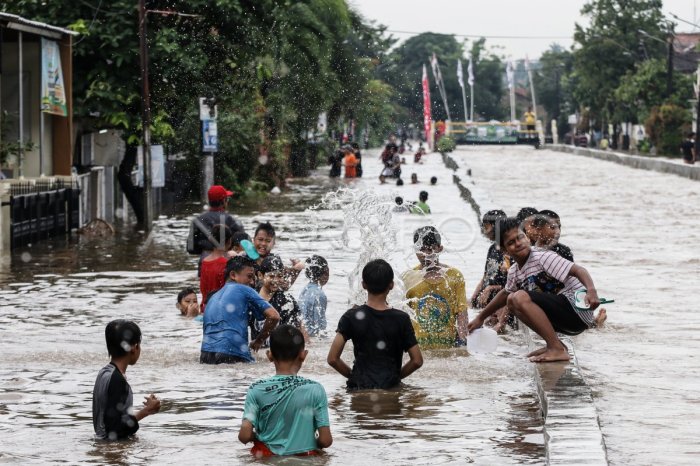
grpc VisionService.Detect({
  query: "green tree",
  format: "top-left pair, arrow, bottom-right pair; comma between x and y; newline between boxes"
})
572,0 -> 669,125
468,38 -> 505,121
613,58 -> 693,124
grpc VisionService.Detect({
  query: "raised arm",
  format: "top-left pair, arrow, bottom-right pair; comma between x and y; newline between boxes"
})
326,333 -> 351,378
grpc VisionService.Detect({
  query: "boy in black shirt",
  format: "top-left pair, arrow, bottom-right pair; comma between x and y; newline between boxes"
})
92,320 -> 160,440
327,259 -> 423,390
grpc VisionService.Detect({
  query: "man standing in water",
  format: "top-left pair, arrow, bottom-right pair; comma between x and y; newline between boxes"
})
402,227 -> 469,349
187,185 -> 244,273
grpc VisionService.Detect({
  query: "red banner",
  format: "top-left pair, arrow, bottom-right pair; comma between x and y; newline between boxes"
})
422,64 -> 432,142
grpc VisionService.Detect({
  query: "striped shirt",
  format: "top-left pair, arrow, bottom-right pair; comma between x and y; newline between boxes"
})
505,248 -> 593,327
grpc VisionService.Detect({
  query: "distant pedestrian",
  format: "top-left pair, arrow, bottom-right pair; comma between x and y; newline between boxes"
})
681,132 -> 695,165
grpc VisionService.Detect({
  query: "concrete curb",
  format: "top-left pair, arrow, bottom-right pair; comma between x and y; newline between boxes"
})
441,150 -> 609,466
548,144 -> 700,181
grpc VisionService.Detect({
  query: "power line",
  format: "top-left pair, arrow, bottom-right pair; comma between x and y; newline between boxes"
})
385,29 -> 572,40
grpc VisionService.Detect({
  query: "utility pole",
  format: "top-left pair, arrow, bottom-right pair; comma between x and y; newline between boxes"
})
695,63 -> 700,158
667,25 -> 674,97
138,0 -> 153,229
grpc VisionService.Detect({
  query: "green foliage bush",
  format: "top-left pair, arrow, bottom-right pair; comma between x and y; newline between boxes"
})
436,135 -> 456,153
645,104 -> 690,156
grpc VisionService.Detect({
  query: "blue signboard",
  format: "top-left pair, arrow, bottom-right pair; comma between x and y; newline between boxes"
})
202,120 -> 218,152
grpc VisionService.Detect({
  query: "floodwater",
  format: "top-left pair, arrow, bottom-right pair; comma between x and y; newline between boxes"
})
452,145 -> 700,466
0,150 -> 544,465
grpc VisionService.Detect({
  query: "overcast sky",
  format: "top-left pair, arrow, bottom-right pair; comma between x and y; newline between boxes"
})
349,0 -> 700,59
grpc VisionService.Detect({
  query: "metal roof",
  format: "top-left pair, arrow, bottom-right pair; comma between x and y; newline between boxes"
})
0,12 -> 79,39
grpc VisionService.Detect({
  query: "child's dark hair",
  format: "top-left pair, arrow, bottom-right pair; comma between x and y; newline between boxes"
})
538,209 -> 560,221
362,259 -> 394,294
419,191 -> 428,202
254,222 -> 276,238
397,178 -> 404,186
516,207 -> 538,223
259,254 -> 284,274
395,196 -> 404,206
430,176 -> 437,185
413,226 -> 441,248
482,209 -> 507,226
177,287 -> 197,305
211,224 -> 233,250
305,255 -> 329,282
497,217 -> 523,248
105,319 -> 142,358
232,231 -> 250,248
270,324 -> 305,362
225,255 -> 257,278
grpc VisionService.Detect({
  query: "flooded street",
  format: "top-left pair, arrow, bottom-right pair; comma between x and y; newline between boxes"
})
452,145 -> 700,466
0,151 -> 544,465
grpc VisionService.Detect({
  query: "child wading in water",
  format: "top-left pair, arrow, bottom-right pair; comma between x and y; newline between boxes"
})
239,325 -> 332,457
256,255 -> 308,343
402,227 -> 469,348
468,218 -> 602,363
92,320 -> 161,440
176,287 -> 200,318
327,259 -> 423,390
298,255 -> 329,337
199,224 -> 233,312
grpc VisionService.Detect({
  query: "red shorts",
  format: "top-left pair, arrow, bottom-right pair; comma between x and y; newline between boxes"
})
251,440 -> 320,458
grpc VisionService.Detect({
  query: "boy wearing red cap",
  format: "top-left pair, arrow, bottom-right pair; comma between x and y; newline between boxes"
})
187,185 -> 244,275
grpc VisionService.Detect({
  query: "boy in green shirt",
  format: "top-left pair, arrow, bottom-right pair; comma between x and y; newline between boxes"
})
410,191 -> 431,215
238,325 -> 332,457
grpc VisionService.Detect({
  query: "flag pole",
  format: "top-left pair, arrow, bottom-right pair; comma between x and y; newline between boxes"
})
467,56 -> 475,122
470,84 -> 474,122
526,55 -> 537,119
507,61 -> 516,123
457,59 -> 468,123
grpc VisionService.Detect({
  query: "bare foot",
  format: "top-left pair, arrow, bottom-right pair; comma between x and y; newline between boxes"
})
594,308 -> 607,328
526,346 -> 547,358
529,347 -> 571,363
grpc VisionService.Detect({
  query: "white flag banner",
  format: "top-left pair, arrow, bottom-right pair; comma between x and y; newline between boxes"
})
506,61 -> 514,89
430,53 -> 439,80
468,56 -> 475,86
457,58 -> 464,89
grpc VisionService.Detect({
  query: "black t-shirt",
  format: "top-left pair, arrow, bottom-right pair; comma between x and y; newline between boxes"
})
681,139 -> 694,160
551,243 -> 574,262
336,305 -> 418,390
483,243 -> 508,287
250,290 -> 301,342
186,210 -> 244,255
270,291 -> 301,328
92,362 -> 139,440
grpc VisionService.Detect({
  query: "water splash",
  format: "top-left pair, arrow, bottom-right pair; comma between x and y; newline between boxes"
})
313,187 -> 408,308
